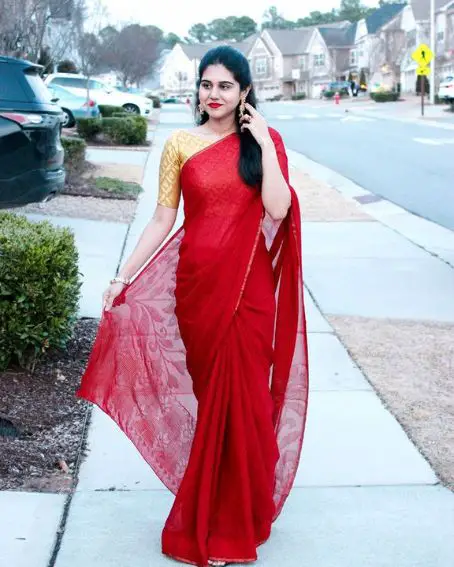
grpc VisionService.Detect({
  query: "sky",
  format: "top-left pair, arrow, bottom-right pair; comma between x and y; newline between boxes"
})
102,0 -> 379,38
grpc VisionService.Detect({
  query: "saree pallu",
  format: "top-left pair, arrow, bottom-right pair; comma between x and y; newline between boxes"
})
77,130 -> 309,566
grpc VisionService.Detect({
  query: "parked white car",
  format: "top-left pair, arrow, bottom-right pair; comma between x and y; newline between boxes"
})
44,74 -> 152,116
438,75 -> 454,102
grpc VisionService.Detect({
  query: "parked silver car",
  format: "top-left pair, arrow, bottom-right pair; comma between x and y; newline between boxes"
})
47,84 -> 101,127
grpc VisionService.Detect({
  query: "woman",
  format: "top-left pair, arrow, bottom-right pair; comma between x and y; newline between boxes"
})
77,46 -> 309,567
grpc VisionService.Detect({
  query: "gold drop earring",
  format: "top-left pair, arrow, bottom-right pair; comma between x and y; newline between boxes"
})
198,103 -> 206,116
238,96 -> 246,119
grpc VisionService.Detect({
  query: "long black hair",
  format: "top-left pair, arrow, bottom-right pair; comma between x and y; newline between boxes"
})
194,46 -> 262,188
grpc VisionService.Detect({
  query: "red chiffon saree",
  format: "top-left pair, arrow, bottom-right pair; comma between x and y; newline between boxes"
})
77,128 -> 308,566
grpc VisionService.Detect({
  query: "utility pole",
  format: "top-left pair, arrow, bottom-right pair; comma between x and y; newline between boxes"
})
430,0 -> 436,104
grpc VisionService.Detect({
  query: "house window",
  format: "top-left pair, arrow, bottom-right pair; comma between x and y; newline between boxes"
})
313,54 -> 325,67
350,50 -> 357,65
437,31 -> 444,42
256,57 -> 267,75
407,30 -> 416,47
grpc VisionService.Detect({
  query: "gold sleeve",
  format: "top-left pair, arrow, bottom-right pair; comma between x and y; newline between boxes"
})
158,133 -> 181,209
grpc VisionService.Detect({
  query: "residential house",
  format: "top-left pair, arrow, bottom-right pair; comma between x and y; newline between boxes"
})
159,37 -> 256,97
318,21 -> 357,83
248,27 -> 334,100
434,0 -> 454,78
342,3 -> 407,88
398,0 -> 454,93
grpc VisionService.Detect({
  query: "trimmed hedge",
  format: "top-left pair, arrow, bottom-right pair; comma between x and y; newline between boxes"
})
0,213 -> 81,371
76,115 -> 148,145
98,104 -> 127,117
61,136 -> 87,183
76,118 -> 103,140
291,93 -> 306,100
102,116 -> 147,145
370,92 -> 399,102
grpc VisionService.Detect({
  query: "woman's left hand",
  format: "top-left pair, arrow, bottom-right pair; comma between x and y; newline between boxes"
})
240,103 -> 273,148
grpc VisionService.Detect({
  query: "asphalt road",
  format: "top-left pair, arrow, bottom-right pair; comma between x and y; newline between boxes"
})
260,101 -> 454,231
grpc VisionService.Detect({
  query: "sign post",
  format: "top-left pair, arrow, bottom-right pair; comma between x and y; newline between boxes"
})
412,44 -> 434,117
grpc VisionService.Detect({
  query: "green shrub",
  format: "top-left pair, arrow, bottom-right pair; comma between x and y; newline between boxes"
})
57,59 -> 78,73
291,92 -> 306,100
0,213 -> 81,371
370,92 -> 399,102
61,136 -> 87,183
76,118 -> 102,140
323,90 -> 335,98
102,116 -> 147,145
98,105 -> 127,117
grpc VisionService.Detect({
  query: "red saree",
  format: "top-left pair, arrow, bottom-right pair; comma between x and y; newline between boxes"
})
76,128 -> 308,566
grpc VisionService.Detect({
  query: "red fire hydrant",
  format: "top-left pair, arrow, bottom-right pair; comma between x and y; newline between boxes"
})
334,91 -> 340,105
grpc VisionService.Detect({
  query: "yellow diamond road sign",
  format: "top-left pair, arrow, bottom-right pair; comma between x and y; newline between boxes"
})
417,66 -> 430,76
412,44 -> 433,67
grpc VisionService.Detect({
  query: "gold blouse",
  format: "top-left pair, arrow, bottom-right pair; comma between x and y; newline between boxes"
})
158,130 -> 214,209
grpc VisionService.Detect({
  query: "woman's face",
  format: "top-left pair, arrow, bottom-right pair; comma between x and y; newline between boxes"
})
199,64 -> 245,120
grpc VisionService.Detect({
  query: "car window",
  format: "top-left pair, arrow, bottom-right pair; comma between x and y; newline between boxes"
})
0,64 -> 28,102
88,80 -> 106,90
49,84 -> 79,100
50,77 -> 70,86
0,64 -> 53,103
25,70 -> 53,103
51,77 -> 87,89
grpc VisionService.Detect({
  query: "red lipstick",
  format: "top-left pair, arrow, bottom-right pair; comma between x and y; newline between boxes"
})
208,103 -> 222,108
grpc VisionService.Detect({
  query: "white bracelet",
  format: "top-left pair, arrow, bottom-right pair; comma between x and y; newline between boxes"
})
110,276 -> 130,286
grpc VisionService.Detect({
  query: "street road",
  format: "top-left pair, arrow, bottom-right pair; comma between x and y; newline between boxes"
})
261,101 -> 454,231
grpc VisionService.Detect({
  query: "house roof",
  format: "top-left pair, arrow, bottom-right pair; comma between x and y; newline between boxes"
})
180,35 -> 257,61
265,28 -> 313,55
411,0 -> 453,20
318,22 -> 357,47
365,2 -> 406,33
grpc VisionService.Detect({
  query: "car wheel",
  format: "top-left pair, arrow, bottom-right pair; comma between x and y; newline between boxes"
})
122,104 -> 140,115
62,108 -> 75,128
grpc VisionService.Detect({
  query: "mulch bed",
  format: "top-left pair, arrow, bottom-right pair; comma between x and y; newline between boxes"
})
0,319 -> 98,492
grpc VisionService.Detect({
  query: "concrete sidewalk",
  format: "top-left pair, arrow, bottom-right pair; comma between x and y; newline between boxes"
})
3,105 -> 454,567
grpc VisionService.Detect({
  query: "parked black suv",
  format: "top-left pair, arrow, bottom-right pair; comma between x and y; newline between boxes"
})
0,56 -> 65,208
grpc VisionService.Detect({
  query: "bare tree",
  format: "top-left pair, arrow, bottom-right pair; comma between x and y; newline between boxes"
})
72,0 -> 109,112
0,0 -> 74,62
106,24 -> 160,87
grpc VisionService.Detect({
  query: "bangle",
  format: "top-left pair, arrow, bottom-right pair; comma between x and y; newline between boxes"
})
110,276 -> 130,286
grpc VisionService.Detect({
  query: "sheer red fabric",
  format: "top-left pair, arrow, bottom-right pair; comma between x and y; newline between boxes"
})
76,129 -> 308,566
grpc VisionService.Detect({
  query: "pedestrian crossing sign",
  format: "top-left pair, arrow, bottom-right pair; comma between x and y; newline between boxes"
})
412,44 -> 433,67
416,66 -> 430,76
